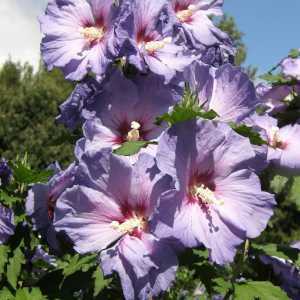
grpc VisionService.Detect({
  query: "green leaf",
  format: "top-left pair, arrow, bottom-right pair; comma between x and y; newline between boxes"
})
289,48 -> 300,59
155,84 -> 218,126
58,254 -> 97,277
0,245 -> 9,274
93,268 -> 111,297
286,176 -> 300,211
229,123 -> 267,146
259,73 -> 287,83
234,281 -> 289,300
12,162 -> 53,184
15,288 -> 47,300
252,243 -> 300,265
270,175 -> 289,194
0,288 -> 14,300
0,190 -> 22,207
114,141 -> 153,156
193,248 -> 209,260
7,246 -> 25,290
212,278 -> 231,296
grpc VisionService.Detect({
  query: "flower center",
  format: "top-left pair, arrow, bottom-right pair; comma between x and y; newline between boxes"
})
79,26 -> 105,42
127,121 -> 141,142
144,37 -> 172,54
191,184 -> 224,206
268,126 -> 284,148
111,214 -> 147,235
176,5 -> 196,23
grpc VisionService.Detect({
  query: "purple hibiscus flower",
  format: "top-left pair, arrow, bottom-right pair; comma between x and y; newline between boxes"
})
40,0 -> 130,81
124,0 -> 194,82
81,70 -> 179,160
248,114 -> 300,175
0,158 -> 12,187
56,76 -> 102,131
181,61 -> 259,123
281,55 -> 300,80
200,43 -> 235,68
26,162 -> 77,251
256,83 -> 300,115
168,0 -> 231,49
153,119 -> 275,265
54,150 -> 178,300
0,205 -> 15,244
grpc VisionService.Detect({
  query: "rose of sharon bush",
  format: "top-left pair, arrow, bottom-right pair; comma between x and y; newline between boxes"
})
54,150 -> 178,300
153,119 -> 275,264
40,0 -> 130,80
26,163 -> 78,251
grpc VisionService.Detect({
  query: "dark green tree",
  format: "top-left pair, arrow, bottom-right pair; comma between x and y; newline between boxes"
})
0,61 -> 75,168
218,15 -> 258,78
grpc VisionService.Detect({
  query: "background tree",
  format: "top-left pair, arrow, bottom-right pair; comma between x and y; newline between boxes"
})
217,15 -> 258,78
0,61 -> 75,168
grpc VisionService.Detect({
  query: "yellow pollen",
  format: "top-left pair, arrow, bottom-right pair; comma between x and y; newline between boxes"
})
144,37 -> 172,53
269,126 -> 282,148
192,184 -> 224,206
283,93 -> 294,103
127,121 -> 141,142
176,5 -> 196,22
79,26 -> 105,41
111,214 -> 146,234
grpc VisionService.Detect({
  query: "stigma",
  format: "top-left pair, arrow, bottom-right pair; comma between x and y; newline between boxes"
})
111,213 -> 147,234
144,37 -> 172,53
79,26 -> 105,42
127,121 -> 141,142
176,5 -> 197,23
192,184 -> 224,206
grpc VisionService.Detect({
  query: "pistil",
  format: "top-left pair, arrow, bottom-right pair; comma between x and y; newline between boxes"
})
176,5 -> 196,23
111,213 -> 147,234
127,121 -> 141,142
79,26 -> 105,42
144,37 -> 172,54
268,126 -> 283,148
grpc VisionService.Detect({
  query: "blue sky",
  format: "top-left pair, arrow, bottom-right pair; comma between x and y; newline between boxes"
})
0,0 -> 299,74
224,0 -> 300,74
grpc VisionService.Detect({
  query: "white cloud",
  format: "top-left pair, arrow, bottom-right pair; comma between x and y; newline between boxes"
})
0,0 -> 47,70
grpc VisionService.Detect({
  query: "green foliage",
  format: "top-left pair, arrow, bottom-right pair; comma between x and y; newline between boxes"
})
12,161 -> 53,185
0,61 -> 75,168
156,85 -> 218,126
15,288 -> 47,300
234,281 -> 289,300
7,245 -> 25,289
0,246 -> 9,275
92,268 -> 112,297
57,254 -> 98,278
114,141 -> 155,156
289,48 -> 300,59
229,123 -> 267,146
